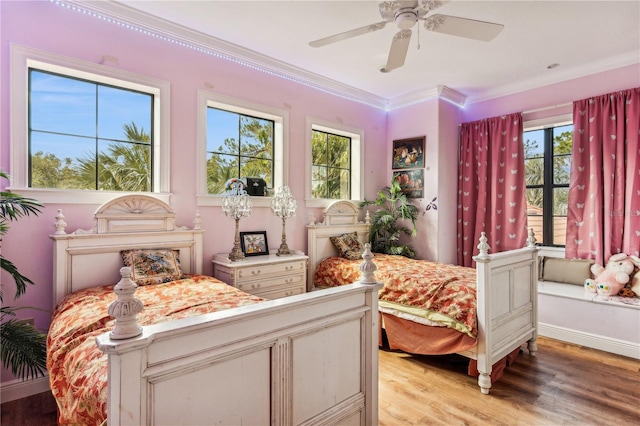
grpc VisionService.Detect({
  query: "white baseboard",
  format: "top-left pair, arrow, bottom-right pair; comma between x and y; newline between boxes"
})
0,375 -> 50,403
538,322 -> 640,360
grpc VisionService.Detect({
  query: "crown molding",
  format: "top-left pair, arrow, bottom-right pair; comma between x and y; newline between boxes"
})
387,85 -> 467,110
56,0 -> 388,109
466,51 -> 640,105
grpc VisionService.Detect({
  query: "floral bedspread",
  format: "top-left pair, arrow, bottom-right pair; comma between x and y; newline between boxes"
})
47,275 -> 263,426
314,254 -> 478,337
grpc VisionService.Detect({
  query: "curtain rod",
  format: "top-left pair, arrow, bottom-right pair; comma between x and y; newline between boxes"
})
522,102 -> 572,115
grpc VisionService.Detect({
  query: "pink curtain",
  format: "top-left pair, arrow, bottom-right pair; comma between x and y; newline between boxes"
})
565,88 -> 640,263
457,113 -> 527,267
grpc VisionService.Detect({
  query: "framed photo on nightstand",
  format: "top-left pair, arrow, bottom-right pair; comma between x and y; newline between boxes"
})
240,231 -> 269,256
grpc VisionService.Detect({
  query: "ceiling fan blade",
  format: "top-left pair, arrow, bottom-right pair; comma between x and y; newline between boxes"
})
424,14 -> 504,41
381,29 -> 412,73
309,21 -> 387,48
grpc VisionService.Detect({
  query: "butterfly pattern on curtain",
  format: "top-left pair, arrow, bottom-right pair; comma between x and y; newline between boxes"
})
457,113 -> 527,267
565,88 -> 640,263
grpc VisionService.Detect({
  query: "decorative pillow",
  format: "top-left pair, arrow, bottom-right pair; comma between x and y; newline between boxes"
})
120,249 -> 184,286
330,232 -> 364,260
539,256 -> 593,286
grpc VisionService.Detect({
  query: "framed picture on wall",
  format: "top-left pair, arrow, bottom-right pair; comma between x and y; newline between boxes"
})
240,231 -> 269,256
392,136 -> 425,170
393,169 -> 424,199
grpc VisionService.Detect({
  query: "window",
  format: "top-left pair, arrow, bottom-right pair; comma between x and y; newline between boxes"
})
305,117 -> 363,208
524,122 -> 573,246
311,130 -> 351,199
10,45 -> 170,204
197,91 -> 287,207
206,108 -> 274,194
29,70 -> 154,191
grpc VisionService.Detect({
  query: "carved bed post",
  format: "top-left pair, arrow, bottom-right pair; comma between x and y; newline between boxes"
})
359,243 -> 378,285
108,267 -> 144,339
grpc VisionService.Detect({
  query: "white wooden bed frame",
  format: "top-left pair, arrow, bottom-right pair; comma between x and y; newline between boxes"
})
307,200 -> 539,394
50,195 -> 381,425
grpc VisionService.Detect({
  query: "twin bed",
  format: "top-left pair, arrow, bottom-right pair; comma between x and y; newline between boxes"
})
47,195 -> 381,426
308,201 -> 539,394
46,195 -> 538,425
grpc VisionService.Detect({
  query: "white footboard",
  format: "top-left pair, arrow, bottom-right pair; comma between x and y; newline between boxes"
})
96,282 -> 381,426
471,232 -> 539,394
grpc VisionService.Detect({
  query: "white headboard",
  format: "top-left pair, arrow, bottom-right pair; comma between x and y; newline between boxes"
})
50,194 -> 204,307
306,200 -> 370,291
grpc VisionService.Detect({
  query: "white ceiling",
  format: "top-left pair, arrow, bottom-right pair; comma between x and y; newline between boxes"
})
85,0 -> 640,108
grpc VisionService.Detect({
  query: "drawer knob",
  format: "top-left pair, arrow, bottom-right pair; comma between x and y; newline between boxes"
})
285,278 -> 292,283
252,283 -> 260,289
252,269 -> 261,275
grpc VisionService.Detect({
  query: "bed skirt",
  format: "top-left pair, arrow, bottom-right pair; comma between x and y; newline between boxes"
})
381,312 -> 521,384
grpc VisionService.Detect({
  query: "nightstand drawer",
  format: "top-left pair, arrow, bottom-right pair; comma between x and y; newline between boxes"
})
236,260 -> 306,282
236,273 -> 305,293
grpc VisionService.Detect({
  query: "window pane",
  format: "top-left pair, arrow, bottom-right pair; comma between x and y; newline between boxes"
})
552,216 -> 567,245
553,154 -> 571,185
311,165 -> 327,198
98,86 -> 152,141
525,187 -> 543,212
553,125 -> 573,155
97,141 -> 151,191
552,187 -> 568,215
30,132 -> 94,189
240,117 -> 273,160
525,157 -> 544,185
207,108 -> 239,154
338,169 -> 350,199
311,131 -> 327,165
526,215 -> 544,245
207,153 -> 238,194
327,134 -> 350,168
524,129 -> 544,157
30,70 -> 96,137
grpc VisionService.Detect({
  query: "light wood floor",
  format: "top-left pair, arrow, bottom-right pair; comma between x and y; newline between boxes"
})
1,337 -> 638,425
379,336 -> 640,425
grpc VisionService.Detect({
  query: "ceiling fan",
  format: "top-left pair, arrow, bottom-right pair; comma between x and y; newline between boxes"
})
309,0 -> 504,73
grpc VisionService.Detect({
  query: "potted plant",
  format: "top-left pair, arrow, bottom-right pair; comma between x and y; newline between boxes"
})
0,171 -> 46,379
361,178 -> 419,258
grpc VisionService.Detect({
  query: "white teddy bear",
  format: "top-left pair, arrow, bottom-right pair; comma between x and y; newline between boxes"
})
584,253 -> 637,296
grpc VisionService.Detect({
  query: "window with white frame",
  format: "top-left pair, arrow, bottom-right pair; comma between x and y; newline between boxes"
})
9,45 -> 170,204
197,91 -> 287,207
305,118 -> 363,208
524,116 -> 573,246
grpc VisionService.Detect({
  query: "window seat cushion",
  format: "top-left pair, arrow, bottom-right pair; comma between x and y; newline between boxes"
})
538,279 -> 640,310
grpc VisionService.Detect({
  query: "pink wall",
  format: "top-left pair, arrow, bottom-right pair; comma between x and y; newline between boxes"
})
386,100 -> 439,260
0,0 -> 388,382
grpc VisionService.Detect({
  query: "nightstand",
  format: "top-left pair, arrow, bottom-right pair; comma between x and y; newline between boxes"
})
212,251 -> 308,300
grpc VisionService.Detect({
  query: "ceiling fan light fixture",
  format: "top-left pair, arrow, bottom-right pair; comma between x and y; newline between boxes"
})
395,10 -> 418,30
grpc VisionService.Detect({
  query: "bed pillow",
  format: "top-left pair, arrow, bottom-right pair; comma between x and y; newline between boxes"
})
539,256 -> 593,286
120,249 -> 184,286
330,232 -> 364,260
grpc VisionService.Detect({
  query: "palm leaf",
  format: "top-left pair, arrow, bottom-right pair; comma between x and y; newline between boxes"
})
0,319 -> 47,380
0,257 -> 35,302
